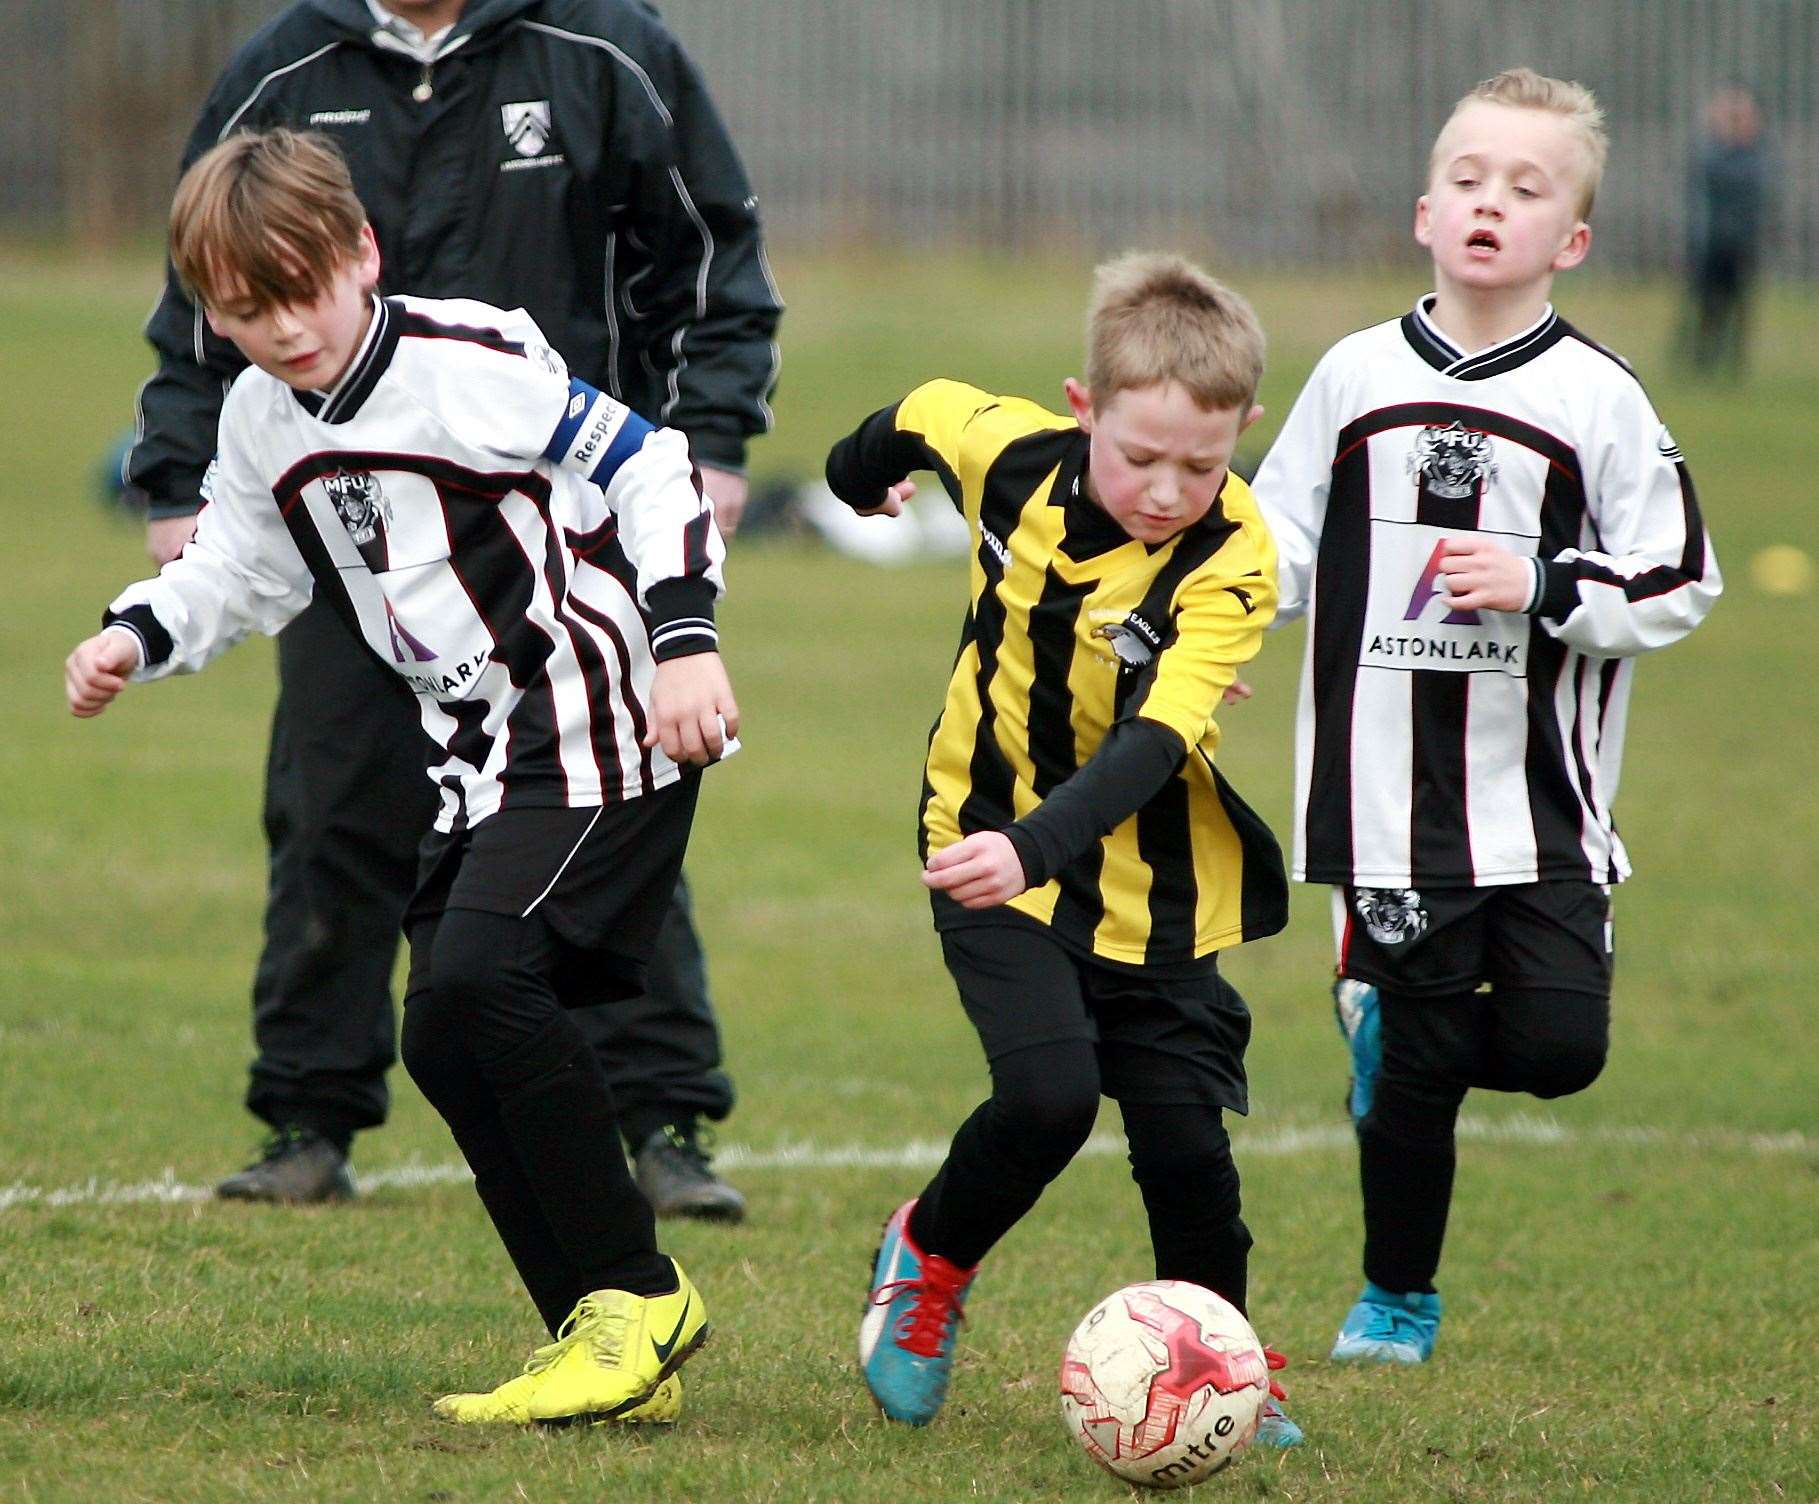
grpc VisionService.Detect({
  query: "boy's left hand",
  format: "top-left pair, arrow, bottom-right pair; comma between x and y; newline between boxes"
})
1438,537 -> 1533,612
922,831 -> 1027,909
645,652 -> 740,764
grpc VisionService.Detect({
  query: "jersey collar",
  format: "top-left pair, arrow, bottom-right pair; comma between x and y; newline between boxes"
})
293,296 -> 402,425
1401,294 -> 1568,381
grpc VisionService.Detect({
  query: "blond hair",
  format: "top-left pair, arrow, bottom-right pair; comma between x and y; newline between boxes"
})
170,128 -> 368,311
1430,67 -> 1609,217
1084,253 -> 1264,412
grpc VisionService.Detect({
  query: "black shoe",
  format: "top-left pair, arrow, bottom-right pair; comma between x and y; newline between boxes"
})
216,1126 -> 355,1204
633,1122 -> 746,1223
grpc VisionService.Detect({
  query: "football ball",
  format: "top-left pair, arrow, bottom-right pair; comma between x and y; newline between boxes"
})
1059,1281 -> 1268,1489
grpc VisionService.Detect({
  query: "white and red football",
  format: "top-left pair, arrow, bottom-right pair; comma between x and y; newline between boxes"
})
1059,1280 -> 1268,1489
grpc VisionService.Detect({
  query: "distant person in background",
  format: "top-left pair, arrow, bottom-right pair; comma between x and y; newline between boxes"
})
1683,86 -> 1773,377
123,0 -> 781,1215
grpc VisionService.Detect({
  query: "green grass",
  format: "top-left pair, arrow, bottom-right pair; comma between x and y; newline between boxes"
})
0,248 -> 1814,1501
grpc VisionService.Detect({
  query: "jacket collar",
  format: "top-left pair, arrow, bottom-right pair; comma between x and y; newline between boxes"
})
1400,294 -> 1568,381
307,0 -> 543,49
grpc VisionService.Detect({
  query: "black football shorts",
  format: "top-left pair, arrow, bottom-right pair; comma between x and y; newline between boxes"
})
938,911 -> 1252,1113
1334,878 -> 1612,1000
407,771 -> 699,1002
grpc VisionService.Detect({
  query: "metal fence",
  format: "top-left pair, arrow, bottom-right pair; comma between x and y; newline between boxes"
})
6,0 -> 1815,274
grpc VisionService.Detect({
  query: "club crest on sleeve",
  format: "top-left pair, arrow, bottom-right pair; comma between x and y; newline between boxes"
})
1353,887 -> 1429,945
1407,420 -> 1497,499
501,100 -> 552,157
323,469 -> 392,546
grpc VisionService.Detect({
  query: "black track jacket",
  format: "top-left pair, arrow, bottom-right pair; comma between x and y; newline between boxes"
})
126,0 -> 782,518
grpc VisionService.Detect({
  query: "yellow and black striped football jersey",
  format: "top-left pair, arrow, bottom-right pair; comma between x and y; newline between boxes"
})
885,379 -> 1287,967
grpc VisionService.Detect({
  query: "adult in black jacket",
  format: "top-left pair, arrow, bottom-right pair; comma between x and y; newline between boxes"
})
125,0 -> 780,1215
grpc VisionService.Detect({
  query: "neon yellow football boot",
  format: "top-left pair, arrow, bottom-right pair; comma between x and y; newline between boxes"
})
433,1371 -> 682,1425
432,1259 -> 708,1427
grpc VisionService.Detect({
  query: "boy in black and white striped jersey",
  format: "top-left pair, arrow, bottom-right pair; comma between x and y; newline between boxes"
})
1251,69 -> 1721,1364
65,127 -> 726,1425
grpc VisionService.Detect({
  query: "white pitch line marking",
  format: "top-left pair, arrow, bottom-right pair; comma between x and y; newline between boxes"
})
0,1113 -> 1808,1214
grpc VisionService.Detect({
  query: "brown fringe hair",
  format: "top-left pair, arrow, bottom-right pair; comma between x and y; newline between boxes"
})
170,127 -> 367,311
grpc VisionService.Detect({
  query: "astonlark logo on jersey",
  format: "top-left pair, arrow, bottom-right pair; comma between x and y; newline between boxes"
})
1403,539 -> 1480,625
1353,887 -> 1429,946
1361,521 -> 1529,677
404,646 -> 492,697
501,100 -> 552,156
383,599 -> 438,664
309,109 -> 371,126
1406,420 -> 1497,499
1089,608 -> 1161,670
323,469 -> 392,546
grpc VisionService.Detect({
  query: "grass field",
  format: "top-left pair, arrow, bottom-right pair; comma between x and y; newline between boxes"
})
0,248 -> 1814,1502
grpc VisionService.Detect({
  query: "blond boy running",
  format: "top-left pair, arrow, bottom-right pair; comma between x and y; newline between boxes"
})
1252,70 -> 1721,1363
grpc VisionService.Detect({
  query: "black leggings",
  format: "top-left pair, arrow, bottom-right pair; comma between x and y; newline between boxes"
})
399,906 -> 672,1335
909,1038 -> 1254,1313
1359,984 -> 1610,1294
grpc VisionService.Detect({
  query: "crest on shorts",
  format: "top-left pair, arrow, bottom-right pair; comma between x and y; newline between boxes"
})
1407,421 -> 1497,500
501,100 -> 552,157
323,469 -> 392,546
1354,887 -> 1429,946
1089,608 -> 1162,671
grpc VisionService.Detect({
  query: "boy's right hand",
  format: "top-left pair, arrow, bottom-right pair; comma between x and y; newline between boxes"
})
854,479 -> 916,518
65,630 -> 141,717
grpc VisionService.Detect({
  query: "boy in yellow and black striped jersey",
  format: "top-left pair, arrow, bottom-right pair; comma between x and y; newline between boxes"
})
825,254 -> 1302,1446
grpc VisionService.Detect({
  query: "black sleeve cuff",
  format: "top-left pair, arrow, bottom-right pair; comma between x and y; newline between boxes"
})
1003,825 -> 1047,888
135,489 -> 202,522
646,576 -> 719,662
685,430 -> 746,473
824,403 -> 922,511
101,603 -> 173,667
1531,559 -> 1583,621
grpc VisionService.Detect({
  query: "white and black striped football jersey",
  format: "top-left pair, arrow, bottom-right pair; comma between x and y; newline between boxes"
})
1253,297 -> 1721,889
106,294 -> 726,833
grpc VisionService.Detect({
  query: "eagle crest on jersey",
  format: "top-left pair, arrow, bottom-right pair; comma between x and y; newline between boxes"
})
1090,609 -> 1162,671
1406,421 -> 1497,499
1353,887 -> 1429,946
323,469 -> 391,546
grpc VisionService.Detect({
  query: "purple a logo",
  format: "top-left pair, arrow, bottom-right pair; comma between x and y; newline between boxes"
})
1403,540 -> 1480,625
384,599 -> 438,663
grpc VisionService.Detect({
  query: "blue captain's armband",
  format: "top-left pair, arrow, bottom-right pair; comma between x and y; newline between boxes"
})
543,378 -> 656,488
